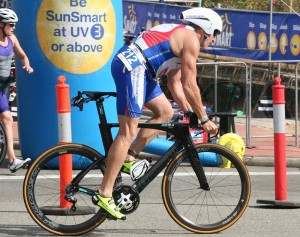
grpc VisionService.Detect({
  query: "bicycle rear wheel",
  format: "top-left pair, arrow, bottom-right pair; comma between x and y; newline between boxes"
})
162,143 -> 251,234
23,143 -> 107,236
0,122 -> 7,166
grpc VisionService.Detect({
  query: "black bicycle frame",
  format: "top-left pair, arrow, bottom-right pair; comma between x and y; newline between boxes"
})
71,92 -> 210,196
73,121 -> 209,196
133,123 -> 210,192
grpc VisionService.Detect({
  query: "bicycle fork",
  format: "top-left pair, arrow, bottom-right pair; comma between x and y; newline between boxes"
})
182,132 -> 210,191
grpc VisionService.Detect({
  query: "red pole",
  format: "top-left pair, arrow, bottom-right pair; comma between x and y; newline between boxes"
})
272,77 -> 287,201
56,75 -> 72,208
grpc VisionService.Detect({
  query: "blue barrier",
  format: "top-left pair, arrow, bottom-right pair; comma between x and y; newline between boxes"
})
143,137 -> 222,167
13,0 -> 123,160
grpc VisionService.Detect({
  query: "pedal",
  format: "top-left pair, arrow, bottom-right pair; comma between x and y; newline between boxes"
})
106,214 -> 126,221
98,205 -> 120,221
22,163 -> 29,169
92,195 -> 100,205
106,214 -> 118,221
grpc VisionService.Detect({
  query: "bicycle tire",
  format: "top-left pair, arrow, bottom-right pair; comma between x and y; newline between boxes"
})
0,122 -> 7,166
23,143 -> 107,236
162,143 -> 251,234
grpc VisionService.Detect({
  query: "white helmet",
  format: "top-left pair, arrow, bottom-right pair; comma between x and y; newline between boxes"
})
0,8 -> 18,23
180,7 -> 222,36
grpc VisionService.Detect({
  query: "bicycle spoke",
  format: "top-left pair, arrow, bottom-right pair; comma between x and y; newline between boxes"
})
23,144 -> 107,236
162,143 -> 250,234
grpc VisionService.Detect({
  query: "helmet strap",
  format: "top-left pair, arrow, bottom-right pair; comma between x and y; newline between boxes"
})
200,35 -> 207,48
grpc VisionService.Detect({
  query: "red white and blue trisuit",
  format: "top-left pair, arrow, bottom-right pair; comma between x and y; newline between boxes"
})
111,24 -> 193,117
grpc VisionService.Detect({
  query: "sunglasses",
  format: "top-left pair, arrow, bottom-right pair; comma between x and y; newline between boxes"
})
204,29 -> 221,39
8,23 -> 15,27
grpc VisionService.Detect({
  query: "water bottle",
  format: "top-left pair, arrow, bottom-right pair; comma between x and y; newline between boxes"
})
130,158 -> 151,181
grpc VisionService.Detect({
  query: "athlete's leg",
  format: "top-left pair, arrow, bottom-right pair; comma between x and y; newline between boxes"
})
0,111 -> 15,163
127,93 -> 173,156
0,89 -> 31,172
96,55 -> 147,219
99,115 -> 139,197
0,88 -> 16,164
125,77 -> 173,159
99,57 -> 145,197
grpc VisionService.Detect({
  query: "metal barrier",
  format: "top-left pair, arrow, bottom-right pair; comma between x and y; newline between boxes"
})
196,60 -> 299,148
296,61 -> 299,147
196,61 -> 248,138
249,60 -> 300,147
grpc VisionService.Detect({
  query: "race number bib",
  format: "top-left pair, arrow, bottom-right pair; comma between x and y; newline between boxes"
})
117,44 -> 146,71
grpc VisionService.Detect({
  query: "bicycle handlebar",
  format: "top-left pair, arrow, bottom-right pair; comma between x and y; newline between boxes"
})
188,112 -> 237,140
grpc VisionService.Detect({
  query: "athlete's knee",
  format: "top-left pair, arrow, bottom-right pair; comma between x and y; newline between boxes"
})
116,132 -> 136,147
153,107 -> 173,122
1,112 -> 13,125
163,108 -> 174,122
117,126 -> 138,145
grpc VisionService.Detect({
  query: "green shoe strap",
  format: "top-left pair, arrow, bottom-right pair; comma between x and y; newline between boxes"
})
122,160 -> 136,170
93,194 -> 125,220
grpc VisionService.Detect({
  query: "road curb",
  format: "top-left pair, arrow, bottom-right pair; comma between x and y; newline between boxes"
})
244,156 -> 300,168
140,152 -> 300,168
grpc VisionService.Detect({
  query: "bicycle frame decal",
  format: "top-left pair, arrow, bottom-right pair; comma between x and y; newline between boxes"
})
161,123 -> 175,127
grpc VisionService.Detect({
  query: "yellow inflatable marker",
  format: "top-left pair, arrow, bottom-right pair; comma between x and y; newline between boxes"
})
218,133 -> 245,168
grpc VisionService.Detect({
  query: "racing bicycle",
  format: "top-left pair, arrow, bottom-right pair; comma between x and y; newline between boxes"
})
23,91 -> 251,236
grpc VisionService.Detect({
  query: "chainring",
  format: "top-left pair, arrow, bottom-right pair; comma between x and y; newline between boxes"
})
112,185 -> 140,214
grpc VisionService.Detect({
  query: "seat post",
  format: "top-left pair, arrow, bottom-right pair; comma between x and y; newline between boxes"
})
96,98 -> 114,156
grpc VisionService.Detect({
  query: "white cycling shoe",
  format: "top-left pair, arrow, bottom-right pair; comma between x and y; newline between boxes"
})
8,158 -> 31,173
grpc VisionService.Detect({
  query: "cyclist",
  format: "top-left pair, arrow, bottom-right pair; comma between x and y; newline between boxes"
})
0,8 -> 33,172
94,7 -> 222,219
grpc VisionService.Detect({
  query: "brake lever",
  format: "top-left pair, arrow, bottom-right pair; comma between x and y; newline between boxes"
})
189,112 -> 220,143
207,127 -> 220,143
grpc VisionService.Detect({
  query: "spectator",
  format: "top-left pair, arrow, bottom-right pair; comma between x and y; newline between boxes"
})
0,8 -> 33,172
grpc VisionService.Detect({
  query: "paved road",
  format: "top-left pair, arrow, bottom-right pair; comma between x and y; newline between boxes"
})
0,164 -> 300,237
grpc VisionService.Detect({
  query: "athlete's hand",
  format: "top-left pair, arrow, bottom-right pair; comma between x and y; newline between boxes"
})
202,120 -> 218,135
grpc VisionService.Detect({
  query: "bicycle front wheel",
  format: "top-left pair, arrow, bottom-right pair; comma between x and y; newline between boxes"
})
162,143 -> 251,234
0,122 -> 7,166
23,143 -> 107,236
